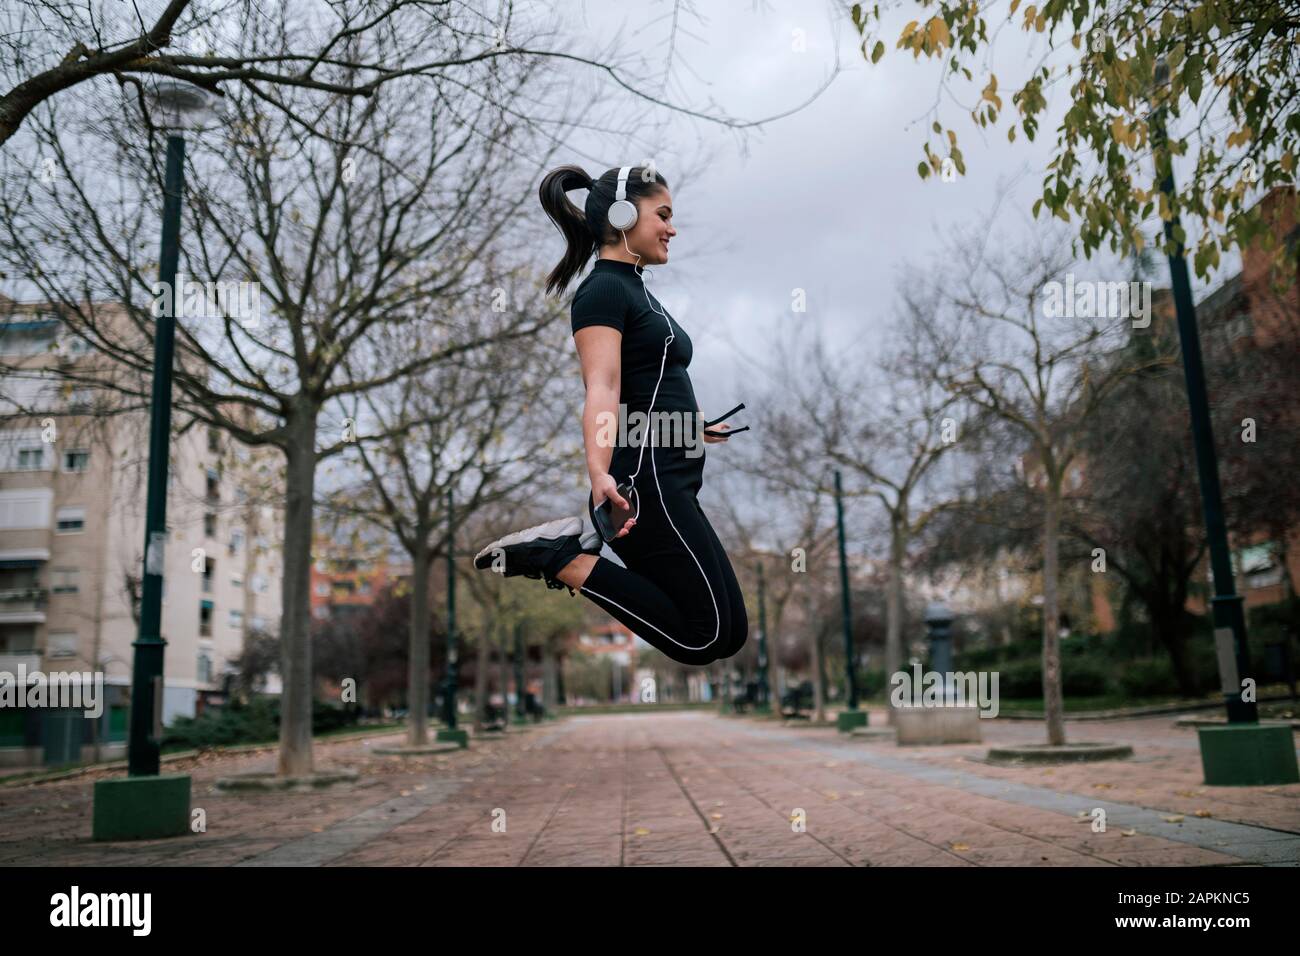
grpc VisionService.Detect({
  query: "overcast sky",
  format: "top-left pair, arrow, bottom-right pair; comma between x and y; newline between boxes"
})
544,0 -> 1237,419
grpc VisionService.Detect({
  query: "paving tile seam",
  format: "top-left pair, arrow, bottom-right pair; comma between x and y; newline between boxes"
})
651,744 -> 738,866
701,744 -> 867,866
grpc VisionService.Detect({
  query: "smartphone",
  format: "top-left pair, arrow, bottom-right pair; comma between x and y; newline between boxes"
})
592,482 -> 637,543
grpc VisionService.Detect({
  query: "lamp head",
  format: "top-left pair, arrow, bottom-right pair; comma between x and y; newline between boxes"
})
144,78 -> 212,132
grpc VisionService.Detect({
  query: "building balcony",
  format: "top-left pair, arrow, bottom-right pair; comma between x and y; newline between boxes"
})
0,652 -> 42,674
0,587 -> 49,624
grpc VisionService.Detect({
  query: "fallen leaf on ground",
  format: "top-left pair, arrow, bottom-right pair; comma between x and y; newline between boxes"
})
1121,829 -> 1136,837
1193,809 -> 1212,818
1162,815 -> 1185,823
634,827 -> 650,836
950,842 -> 970,851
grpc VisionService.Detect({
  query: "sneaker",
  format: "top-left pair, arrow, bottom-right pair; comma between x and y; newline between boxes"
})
472,513 -> 601,595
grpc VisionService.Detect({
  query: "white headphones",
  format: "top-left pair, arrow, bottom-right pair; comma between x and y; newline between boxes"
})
607,165 -> 639,231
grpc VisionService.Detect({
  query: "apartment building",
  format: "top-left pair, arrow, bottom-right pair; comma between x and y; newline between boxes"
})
0,301 -> 284,768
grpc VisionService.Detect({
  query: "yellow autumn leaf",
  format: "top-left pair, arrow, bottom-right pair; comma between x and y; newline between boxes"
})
1162,815 -> 1185,823
951,842 -> 970,851
926,16 -> 951,50
634,827 -> 651,836
1193,809 -> 1213,818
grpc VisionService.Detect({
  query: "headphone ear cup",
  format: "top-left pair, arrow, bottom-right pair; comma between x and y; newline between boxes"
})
608,199 -> 637,231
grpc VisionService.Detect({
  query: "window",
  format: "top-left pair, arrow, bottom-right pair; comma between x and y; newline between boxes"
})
315,581 -> 329,596
55,506 -> 85,533
252,574 -> 268,594
359,579 -> 371,595
312,606 -> 330,620
228,608 -> 244,629
16,447 -> 45,470
207,428 -> 221,453
231,574 -> 243,589
197,651 -> 213,684
199,600 -> 213,637
61,449 -> 89,472
50,568 -> 80,594
202,557 -> 215,594
0,488 -> 53,530
66,388 -> 93,413
1226,311 -> 1254,341
205,468 -> 219,504
203,512 -> 217,538
47,631 -> 78,658
0,318 -> 59,356
229,528 -> 245,556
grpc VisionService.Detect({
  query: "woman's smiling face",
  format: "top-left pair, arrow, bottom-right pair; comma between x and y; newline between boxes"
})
629,187 -> 676,264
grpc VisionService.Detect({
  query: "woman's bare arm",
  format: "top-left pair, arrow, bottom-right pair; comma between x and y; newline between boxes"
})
573,326 -> 622,486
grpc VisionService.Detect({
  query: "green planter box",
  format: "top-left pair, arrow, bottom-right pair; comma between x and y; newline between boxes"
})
92,774 -> 192,841
1197,724 -> 1300,786
837,710 -> 868,732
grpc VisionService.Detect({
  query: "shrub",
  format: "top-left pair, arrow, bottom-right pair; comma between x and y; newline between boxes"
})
162,696 -> 360,749
1116,657 -> 1181,698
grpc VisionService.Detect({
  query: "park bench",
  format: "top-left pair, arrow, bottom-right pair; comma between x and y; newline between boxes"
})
780,680 -> 814,720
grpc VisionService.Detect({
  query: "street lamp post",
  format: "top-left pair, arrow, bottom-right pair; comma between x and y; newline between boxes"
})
93,80 -> 209,839
1149,61 -> 1256,726
1148,59 -> 1297,785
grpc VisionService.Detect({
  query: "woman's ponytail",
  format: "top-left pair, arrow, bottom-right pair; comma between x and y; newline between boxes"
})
539,165 -> 597,298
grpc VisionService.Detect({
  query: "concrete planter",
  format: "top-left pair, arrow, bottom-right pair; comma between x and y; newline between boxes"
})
893,705 -> 982,745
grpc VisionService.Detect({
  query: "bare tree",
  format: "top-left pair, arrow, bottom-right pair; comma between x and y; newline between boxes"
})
911,223 -> 1151,745
0,0 -> 845,147
0,23 -> 567,775
322,277 -> 578,745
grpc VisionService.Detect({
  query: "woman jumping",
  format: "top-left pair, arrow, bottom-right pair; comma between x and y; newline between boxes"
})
472,163 -> 749,666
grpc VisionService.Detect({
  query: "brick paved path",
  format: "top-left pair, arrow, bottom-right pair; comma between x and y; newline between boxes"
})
1,711 -> 1296,866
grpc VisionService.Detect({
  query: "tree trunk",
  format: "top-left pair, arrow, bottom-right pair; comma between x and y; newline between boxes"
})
277,409 -> 319,777
406,539 -> 431,745
498,624 -> 510,732
810,599 -> 827,723
542,635 -> 558,715
473,622 -> 491,733
1041,485 -> 1066,745
1147,581 -> 1197,696
885,513 -> 906,725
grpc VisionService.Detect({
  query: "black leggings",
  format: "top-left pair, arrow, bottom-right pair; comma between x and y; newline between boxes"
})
578,442 -> 748,666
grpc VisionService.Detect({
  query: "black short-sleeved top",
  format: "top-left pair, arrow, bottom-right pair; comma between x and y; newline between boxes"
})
570,257 -> 698,416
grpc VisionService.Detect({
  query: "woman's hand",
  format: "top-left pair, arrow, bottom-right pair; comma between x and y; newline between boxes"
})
591,472 -> 636,538
702,421 -> 732,443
